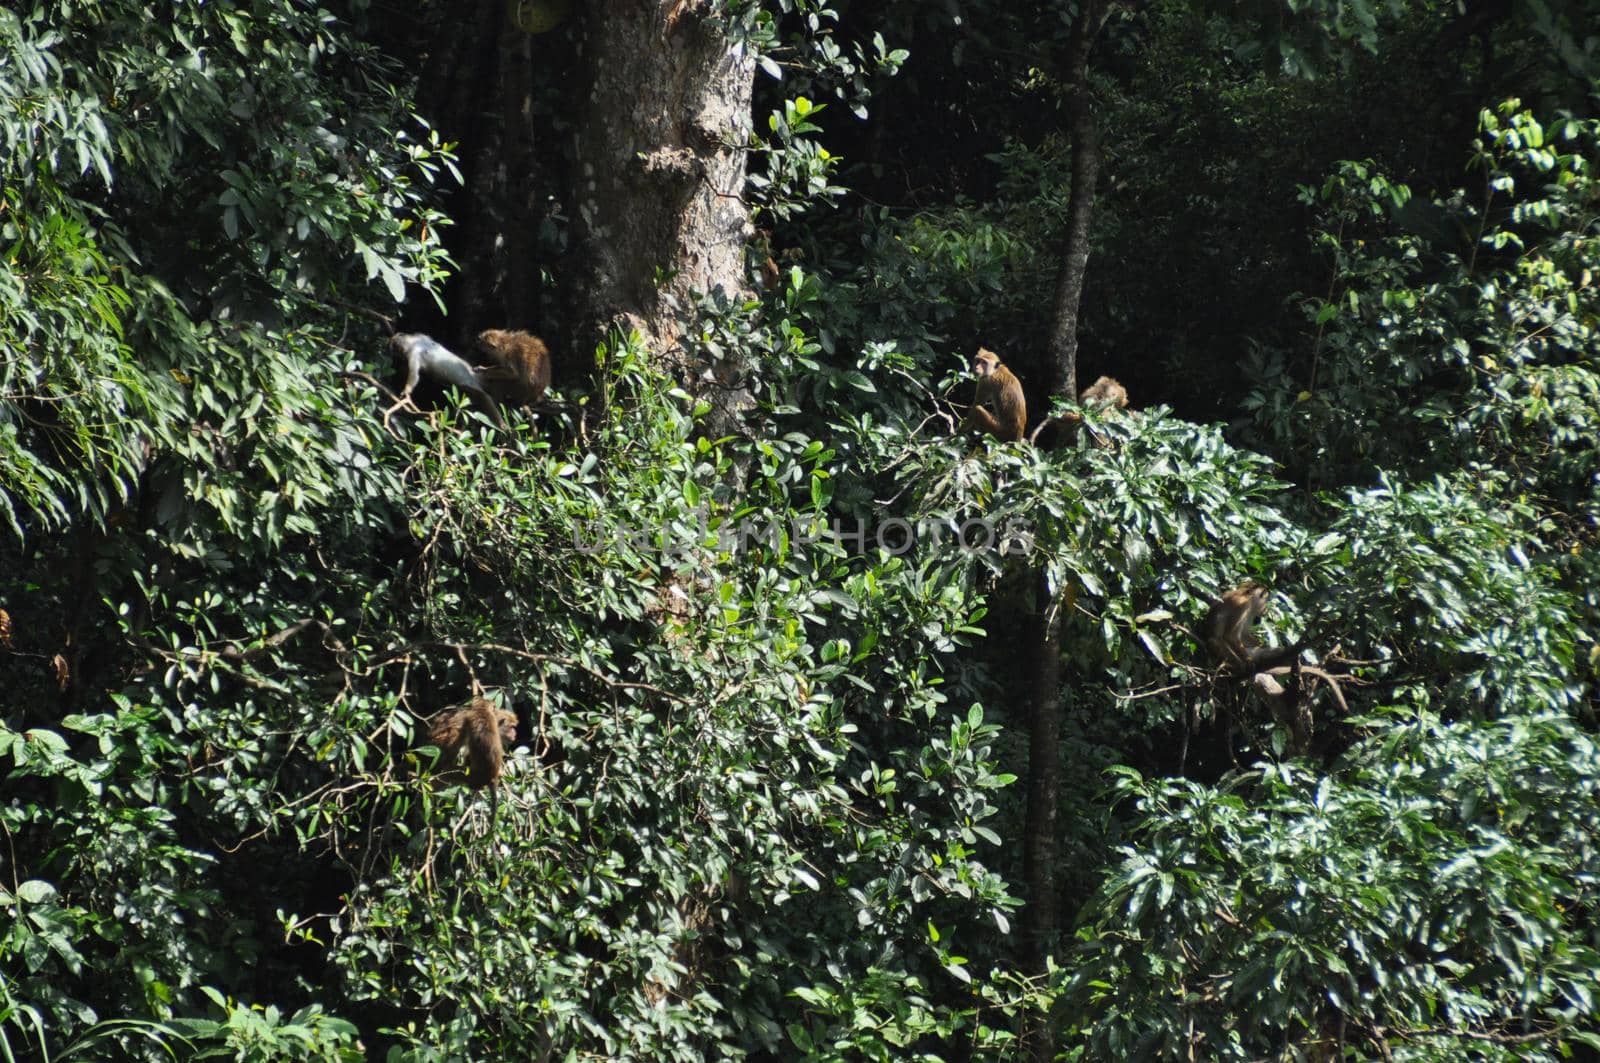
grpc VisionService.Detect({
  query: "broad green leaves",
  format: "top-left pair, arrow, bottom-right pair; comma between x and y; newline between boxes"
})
0,3 -> 453,540
1070,711 -> 1600,1059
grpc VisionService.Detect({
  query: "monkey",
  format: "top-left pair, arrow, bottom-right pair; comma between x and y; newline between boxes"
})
751,229 -> 783,292
1200,583 -> 1352,757
1072,375 -> 1130,449
388,333 -> 505,428
1027,375 -> 1131,446
1078,375 -> 1129,408
961,348 -> 1027,442
759,251 -> 781,291
474,328 -> 552,408
427,696 -> 517,788
1202,582 -> 1304,674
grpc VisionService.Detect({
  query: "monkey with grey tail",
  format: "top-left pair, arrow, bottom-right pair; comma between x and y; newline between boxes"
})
388,332 -> 507,428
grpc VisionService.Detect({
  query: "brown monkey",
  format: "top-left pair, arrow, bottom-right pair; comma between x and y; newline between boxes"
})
1028,375 -> 1130,445
752,229 -> 783,291
474,329 -> 552,408
1202,582 -> 1303,674
1078,375 -> 1129,408
1073,375 -> 1130,448
428,697 -> 517,788
962,348 -> 1027,442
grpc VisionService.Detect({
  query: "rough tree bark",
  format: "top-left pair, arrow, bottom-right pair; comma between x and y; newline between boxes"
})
569,2 -> 757,422
1025,5 -> 1113,1060
411,1 -> 755,409
1041,0 -> 1112,404
1021,585 -> 1065,968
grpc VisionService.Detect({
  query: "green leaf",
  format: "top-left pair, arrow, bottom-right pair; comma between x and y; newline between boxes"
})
16,880 -> 58,904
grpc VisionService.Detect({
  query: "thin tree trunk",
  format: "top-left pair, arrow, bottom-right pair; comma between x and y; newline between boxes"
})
1042,0 -> 1111,403
1026,6 -> 1112,1060
1022,577 -> 1065,1061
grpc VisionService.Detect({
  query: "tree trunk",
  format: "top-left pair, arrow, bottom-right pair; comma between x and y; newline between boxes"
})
569,2 -> 756,415
411,1 -> 755,408
1026,7 -> 1111,1060
1042,0 -> 1110,403
1022,577 -> 1065,1061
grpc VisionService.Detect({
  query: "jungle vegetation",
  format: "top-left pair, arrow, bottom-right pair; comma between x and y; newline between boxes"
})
2,0 -> 1598,1058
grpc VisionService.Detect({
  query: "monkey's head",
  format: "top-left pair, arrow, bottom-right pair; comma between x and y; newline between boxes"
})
387,332 -> 430,362
1232,582 -> 1270,620
972,348 -> 1001,377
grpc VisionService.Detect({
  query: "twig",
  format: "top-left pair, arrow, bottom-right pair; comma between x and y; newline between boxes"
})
311,295 -> 397,334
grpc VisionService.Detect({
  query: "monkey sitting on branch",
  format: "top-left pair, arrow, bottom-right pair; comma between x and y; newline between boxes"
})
1201,581 -> 1350,754
961,347 -> 1027,442
428,696 -> 518,789
1079,374 -> 1129,409
1028,374 -> 1130,447
1202,582 -> 1305,675
387,329 -> 554,430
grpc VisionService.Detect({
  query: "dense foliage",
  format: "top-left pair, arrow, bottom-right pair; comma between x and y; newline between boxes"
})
3,0 -> 1598,1060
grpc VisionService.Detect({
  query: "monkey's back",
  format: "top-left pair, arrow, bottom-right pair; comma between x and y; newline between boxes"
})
1080,375 -> 1129,408
429,697 -> 515,788
476,329 -> 551,405
981,371 -> 1027,441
